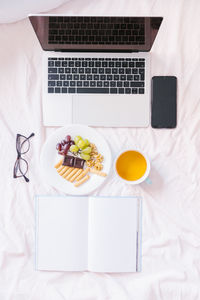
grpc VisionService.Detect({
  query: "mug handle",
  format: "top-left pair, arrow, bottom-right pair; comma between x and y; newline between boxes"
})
145,177 -> 152,185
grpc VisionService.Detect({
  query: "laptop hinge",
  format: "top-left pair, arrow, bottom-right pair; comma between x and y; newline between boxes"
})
51,49 -> 139,53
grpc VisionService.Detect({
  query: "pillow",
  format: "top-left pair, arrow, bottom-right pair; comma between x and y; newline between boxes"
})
0,0 -> 69,23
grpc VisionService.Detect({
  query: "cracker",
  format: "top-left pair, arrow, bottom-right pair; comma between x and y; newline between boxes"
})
75,167 -> 90,182
59,166 -> 69,176
69,169 -> 83,182
62,167 -> 74,178
74,175 -> 90,187
54,159 -> 63,169
66,168 -> 79,181
57,165 -> 65,173
89,168 -> 107,177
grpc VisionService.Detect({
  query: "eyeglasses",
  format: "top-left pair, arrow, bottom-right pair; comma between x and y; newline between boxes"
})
13,133 -> 35,182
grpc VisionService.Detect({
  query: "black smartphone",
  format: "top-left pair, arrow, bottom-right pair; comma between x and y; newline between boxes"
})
151,76 -> 177,128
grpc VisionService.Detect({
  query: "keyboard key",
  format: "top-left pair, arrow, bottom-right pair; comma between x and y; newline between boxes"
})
55,87 -> 61,93
120,75 -> 126,81
105,68 -> 111,74
97,81 -> 102,87
107,75 -> 112,81
114,75 -> 119,80
77,88 -> 109,94
77,81 -> 82,87
119,88 -> 124,94
57,81 -> 62,86
63,81 -> 69,86
48,68 -> 57,73
55,61 -> 61,67
65,68 -> 71,73
100,75 -> 106,80
70,81 -> 76,86
130,82 -> 144,87
60,74 -> 65,80
125,68 -> 131,74
48,87 -> 54,93
124,82 -> 129,87
139,88 -> 145,94
67,74 -> 72,80
90,81 -> 96,87
110,81 -> 116,87
48,61 -> 54,67
62,88 -> 68,93
73,74 -> 79,80
132,88 -> 138,94
94,75 -> 99,80
134,75 -> 139,81
48,81 -> 55,86
87,75 -> 92,80
48,74 -> 59,80
104,81 -> 109,87
136,62 -> 145,67
68,88 -> 76,93
58,68 -> 64,73
80,74 -> 86,80
110,88 -> 117,93
117,81 -> 122,87
84,81 -> 89,87
132,68 -> 138,74
125,88 -> 131,94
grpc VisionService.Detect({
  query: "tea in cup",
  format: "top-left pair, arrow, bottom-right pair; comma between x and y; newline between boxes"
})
115,150 -> 150,184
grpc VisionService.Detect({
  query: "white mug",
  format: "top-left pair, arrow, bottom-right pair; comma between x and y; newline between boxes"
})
114,149 -> 151,185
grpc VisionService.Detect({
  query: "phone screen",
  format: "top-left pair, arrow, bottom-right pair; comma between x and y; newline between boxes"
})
151,76 -> 177,128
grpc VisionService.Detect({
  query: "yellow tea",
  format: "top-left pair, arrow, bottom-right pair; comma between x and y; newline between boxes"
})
116,151 -> 147,181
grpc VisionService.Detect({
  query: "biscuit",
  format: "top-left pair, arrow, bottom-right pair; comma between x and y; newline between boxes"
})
69,169 -> 83,182
89,168 -> 107,177
75,167 -> 90,182
74,175 -> 90,187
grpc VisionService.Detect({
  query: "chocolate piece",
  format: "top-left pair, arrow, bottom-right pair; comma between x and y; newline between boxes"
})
74,157 -> 85,169
62,155 -> 85,169
63,155 -> 74,167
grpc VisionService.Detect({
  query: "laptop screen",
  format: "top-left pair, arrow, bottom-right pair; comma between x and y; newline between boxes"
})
29,16 -> 163,52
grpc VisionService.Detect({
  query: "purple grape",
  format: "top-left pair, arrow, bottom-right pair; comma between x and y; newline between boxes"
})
63,144 -> 70,155
58,150 -> 65,156
65,135 -> 71,142
56,143 -> 62,151
61,139 -> 67,146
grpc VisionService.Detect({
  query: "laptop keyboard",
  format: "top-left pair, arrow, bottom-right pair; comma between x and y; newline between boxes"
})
48,17 -> 145,45
48,57 -> 145,94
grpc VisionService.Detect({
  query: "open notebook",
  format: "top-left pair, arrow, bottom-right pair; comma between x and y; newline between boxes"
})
35,196 -> 142,273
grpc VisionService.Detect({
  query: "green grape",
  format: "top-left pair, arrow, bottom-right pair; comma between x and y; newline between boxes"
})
77,139 -> 86,149
84,139 -> 90,146
70,145 -> 79,153
74,136 -> 82,145
80,153 -> 90,161
82,146 -> 92,154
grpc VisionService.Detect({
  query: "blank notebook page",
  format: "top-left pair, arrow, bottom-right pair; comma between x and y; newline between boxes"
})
36,196 -> 88,271
88,197 -> 139,272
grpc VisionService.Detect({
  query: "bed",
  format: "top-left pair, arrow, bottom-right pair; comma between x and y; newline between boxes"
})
1,0 -> 200,299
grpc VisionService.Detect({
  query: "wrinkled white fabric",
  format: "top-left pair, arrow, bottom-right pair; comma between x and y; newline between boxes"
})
1,0 -> 200,299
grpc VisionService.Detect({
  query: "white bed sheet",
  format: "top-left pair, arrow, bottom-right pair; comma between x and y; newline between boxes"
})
1,0 -> 200,299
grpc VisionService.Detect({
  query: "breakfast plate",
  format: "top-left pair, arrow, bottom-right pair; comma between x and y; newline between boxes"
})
40,125 -> 112,195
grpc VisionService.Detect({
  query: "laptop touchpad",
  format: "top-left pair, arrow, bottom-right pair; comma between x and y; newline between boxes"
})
73,95 -> 148,127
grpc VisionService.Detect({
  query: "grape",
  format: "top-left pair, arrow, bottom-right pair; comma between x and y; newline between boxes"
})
65,135 -> 71,142
81,146 -> 91,154
70,145 -> 79,153
74,136 -> 82,145
84,139 -> 90,146
56,143 -> 62,151
61,139 -> 67,146
77,139 -> 86,149
58,150 -> 65,155
63,144 -> 70,155
80,153 -> 90,161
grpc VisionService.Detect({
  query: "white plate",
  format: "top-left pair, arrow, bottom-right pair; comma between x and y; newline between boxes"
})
40,125 -> 112,195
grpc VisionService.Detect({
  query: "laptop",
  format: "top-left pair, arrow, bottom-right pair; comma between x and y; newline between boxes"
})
29,15 -> 162,127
